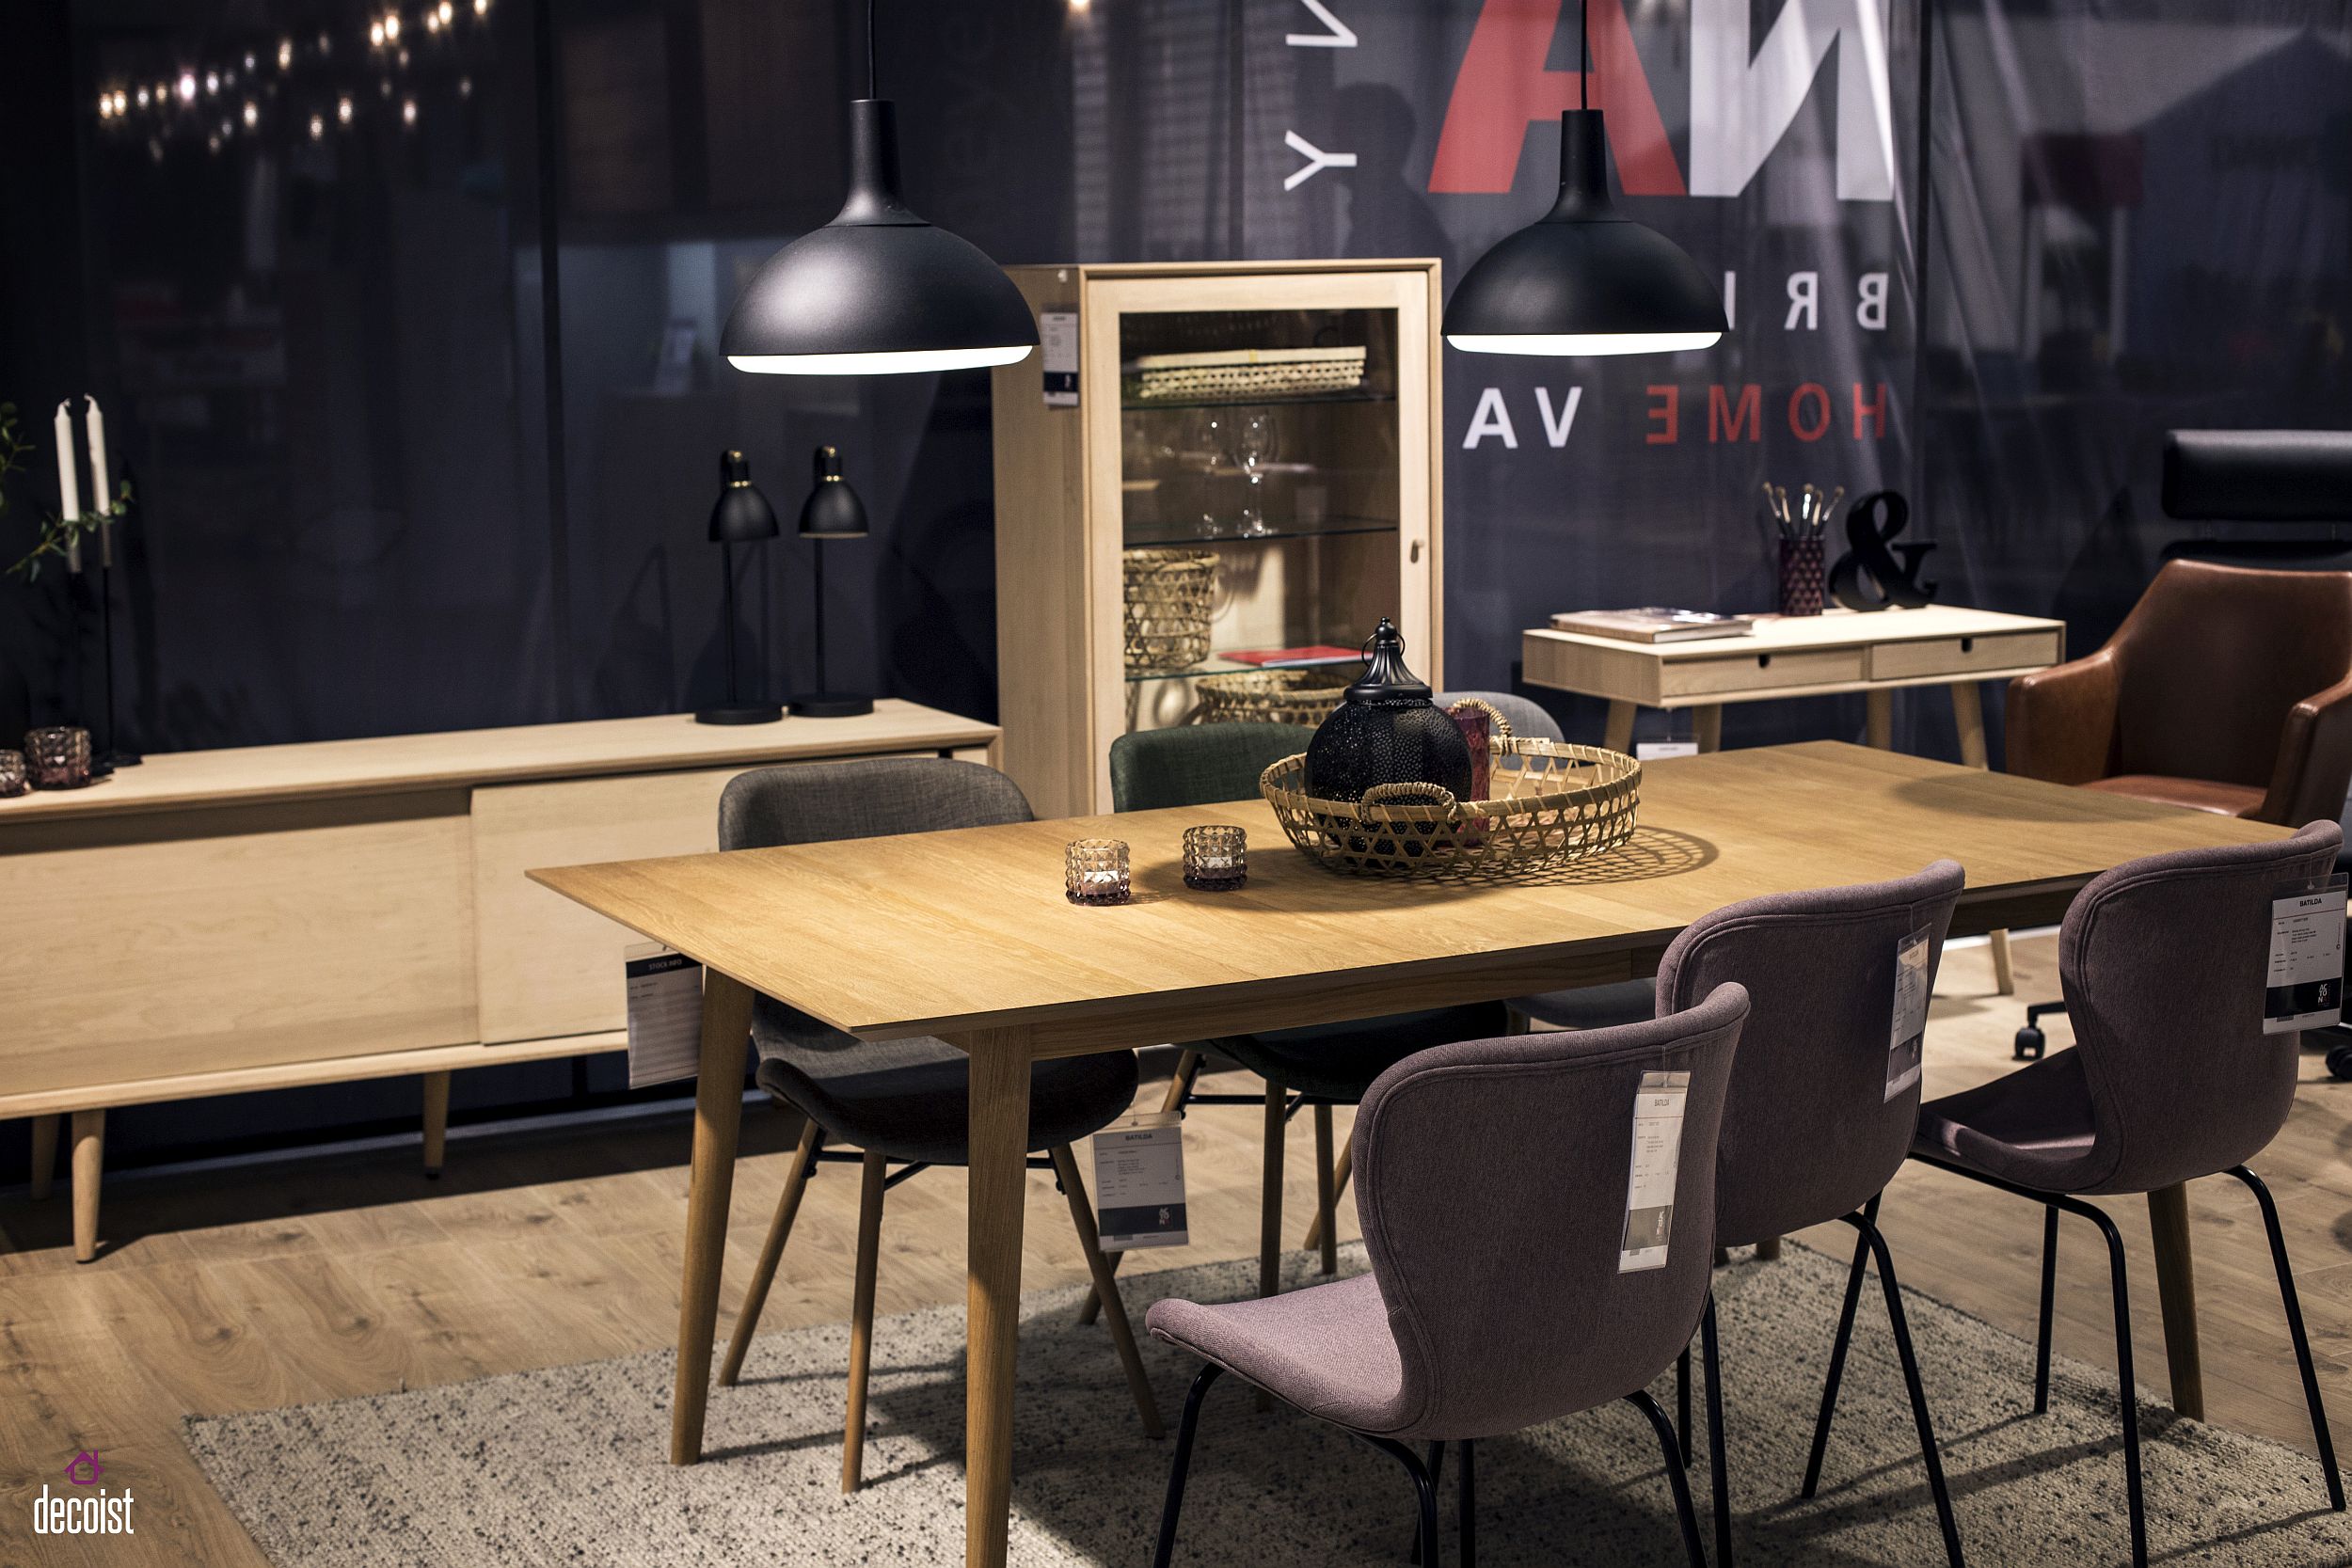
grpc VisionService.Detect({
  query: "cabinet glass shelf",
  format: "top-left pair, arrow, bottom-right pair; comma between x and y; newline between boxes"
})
1124,655 -> 1367,685
1120,388 -> 1397,412
1122,517 -> 1399,548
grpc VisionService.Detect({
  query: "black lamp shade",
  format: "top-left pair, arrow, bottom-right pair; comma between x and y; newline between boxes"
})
800,445 -> 869,537
709,451 -> 782,543
723,100 -> 1039,376
1444,111 -> 1727,357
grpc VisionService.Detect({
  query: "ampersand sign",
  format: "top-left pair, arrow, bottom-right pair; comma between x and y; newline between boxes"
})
1826,489 -> 1938,611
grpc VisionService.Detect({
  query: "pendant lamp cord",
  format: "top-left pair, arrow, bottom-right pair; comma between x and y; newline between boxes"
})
866,0 -> 879,98
1579,0 -> 1588,109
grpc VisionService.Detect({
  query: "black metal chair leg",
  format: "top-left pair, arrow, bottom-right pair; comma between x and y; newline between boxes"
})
2034,1203 -> 2058,1415
1458,1438 -> 1476,1568
2225,1165 -> 2346,1511
1407,1442 -> 1444,1564
1701,1292 -> 1735,1568
1627,1390 -> 1709,1568
1152,1365 -> 1223,1568
1362,1434 -> 1443,1568
1852,1211 -> 1967,1568
1677,1346 -> 1692,1465
2079,1198 -> 2148,1568
1802,1195 -> 1879,1497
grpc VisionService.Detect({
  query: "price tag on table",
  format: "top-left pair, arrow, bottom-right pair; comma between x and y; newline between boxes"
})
1885,926 -> 1932,1101
625,942 -> 705,1088
1619,1069 -> 1690,1273
1091,1112 -> 1188,1251
2266,874 -> 2348,1034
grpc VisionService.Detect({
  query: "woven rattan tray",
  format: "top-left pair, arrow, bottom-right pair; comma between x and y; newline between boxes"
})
1259,738 -> 1640,879
1195,666 -> 1353,725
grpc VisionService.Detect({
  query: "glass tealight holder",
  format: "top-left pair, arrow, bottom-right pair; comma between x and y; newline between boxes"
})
1183,824 -> 1248,892
0,750 -> 25,799
24,727 -> 91,790
1065,838 -> 1132,905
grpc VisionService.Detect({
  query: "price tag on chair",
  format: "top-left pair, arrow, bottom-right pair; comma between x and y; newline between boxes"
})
1092,1112 -> 1188,1250
1885,927 -> 1932,1101
1619,1070 -> 1690,1273
624,942 -> 705,1088
2265,874 -> 2348,1034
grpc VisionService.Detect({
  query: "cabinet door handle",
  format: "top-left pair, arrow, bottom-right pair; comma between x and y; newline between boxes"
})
1409,539 -> 1423,563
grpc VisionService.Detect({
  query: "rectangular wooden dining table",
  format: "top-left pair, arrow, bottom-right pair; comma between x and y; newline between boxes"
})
529,739 -> 2282,1568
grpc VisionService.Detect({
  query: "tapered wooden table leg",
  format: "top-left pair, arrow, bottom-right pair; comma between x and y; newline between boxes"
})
1948,680 -> 2018,993
1692,705 -> 1724,753
1603,700 -> 1637,755
1866,689 -> 1894,750
2147,1182 -> 2204,1419
962,1030 -> 1034,1568
669,968 -> 754,1465
29,1113 -> 59,1202
71,1110 -> 104,1263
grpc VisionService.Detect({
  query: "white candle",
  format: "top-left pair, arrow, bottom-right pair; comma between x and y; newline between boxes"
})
85,397 -> 111,512
53,402 -> 80,521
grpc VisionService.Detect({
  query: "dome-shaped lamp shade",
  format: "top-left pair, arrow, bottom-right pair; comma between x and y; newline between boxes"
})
724,100 -> 1038,376
800,445 -> 869,538
709,451 -> 782,543
1444,111 -> 1727,357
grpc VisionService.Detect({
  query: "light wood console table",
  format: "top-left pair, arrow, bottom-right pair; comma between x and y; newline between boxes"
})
0,703 -> 998,1261
1524,604 -> 2065,992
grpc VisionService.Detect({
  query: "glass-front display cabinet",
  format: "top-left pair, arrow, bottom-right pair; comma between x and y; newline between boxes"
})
991,261 -> 1442,816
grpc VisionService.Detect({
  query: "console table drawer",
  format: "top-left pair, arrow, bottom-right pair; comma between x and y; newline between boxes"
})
1661,646 -> 1865,699
1870,629 -> 2062,681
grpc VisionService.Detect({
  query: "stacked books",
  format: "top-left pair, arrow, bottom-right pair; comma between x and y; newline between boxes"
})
1548,609 -> 1755,644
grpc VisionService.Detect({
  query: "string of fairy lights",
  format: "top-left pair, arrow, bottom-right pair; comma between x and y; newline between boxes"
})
92,2 -> 494,161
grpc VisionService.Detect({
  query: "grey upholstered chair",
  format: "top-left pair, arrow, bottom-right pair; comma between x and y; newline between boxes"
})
1146,984 -> 1750,1568
1814,822 -> 2347,1568
1109,721 -> 1314,812
712,757 -> 1163,1489
1648,862 -> 1967,1567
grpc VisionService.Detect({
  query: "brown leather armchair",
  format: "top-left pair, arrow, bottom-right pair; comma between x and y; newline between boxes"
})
2008,559 -> 2352,827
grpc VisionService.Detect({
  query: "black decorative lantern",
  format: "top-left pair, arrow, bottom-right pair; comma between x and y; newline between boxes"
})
1302,619 -> 1474,803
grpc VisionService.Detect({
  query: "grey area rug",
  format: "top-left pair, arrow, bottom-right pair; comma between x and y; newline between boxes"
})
184,1242 -> 2352,1567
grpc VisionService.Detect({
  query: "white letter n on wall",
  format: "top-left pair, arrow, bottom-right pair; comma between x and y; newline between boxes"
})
1688,0 -> 1897,202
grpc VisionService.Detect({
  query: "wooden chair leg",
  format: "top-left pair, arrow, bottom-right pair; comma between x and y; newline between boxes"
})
71,1109 -> 104,1264
1078,1048 -> 1203,1328
1049,1145 -> 1165,1438
842,1149 -> 888,1493
718,1118 -> 822,1387
1311,1104 -> 1339,1275
1301,1128 -> 1354,1254
421,1070 -> 452,1179
29,1114 -> 60,1202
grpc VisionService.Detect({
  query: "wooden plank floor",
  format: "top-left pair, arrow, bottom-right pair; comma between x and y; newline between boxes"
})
2,934 -> 2346,1565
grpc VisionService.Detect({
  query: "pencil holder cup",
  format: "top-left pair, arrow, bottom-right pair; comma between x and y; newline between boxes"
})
1064,838 -> 1132,905
0,750 -> 25,799
24,727 -> 91,790
1778,537 -> 1826,617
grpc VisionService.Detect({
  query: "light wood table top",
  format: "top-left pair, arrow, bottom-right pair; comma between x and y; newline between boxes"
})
0,702 -> 999,823
530,739 -> 2276,1054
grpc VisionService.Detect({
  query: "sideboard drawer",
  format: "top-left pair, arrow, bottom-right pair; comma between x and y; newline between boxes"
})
1869,629 -> 2062,681
1661,646 -> 1865,699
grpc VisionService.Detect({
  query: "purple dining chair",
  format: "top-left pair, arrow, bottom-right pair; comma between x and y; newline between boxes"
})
1814,822 -> 2346,1568
1145,983 -> 1751,1568
1648,861 -> 1967,1567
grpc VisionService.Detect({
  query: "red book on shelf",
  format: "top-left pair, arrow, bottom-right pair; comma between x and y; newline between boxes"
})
1222,645 -> 1365,669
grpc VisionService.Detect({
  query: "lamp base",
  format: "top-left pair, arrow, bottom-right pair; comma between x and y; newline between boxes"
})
693,702 -> 786,726
788,691 -> 874,719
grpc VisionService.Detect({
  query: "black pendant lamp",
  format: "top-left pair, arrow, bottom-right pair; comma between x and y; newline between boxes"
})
1442,2 -> 1725,357
722,4 -> 1037,376
791,445 -> 875,719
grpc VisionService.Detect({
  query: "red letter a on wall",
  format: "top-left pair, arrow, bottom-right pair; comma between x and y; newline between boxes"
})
1429,0 -> 1685,196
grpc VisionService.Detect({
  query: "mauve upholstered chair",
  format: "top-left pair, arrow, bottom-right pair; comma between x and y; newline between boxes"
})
1647,861 -> 1967,1567
710,757 -> 1163,1489
1819,822 -> 2347,1568
1146,983 -> 1751,1568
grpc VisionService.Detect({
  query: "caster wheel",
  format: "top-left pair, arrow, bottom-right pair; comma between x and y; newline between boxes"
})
2329,1043 -> 2352,1082
2014,1024 -> 2045,1061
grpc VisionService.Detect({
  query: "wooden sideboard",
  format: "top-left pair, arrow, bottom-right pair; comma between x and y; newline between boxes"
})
0,703 -> 1000,1260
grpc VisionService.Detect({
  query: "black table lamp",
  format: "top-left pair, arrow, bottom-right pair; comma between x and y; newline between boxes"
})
792,444 -> 874,718
696,450 -> 785,725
